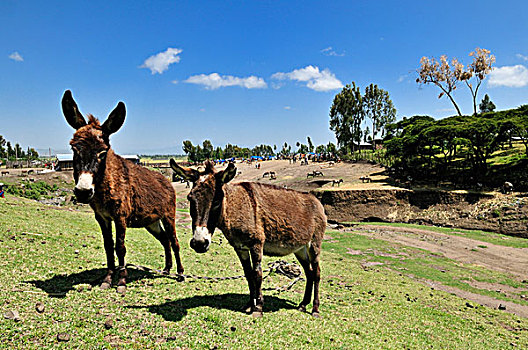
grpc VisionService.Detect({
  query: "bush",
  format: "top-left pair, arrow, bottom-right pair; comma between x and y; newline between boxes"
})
6,181 -> 59,201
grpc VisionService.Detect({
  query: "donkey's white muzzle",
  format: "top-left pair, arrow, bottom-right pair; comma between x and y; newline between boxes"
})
190,226 -> 211,253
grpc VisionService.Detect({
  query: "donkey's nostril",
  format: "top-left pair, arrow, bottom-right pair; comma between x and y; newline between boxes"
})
190,238 -> 210,253
74,188 -> 94,203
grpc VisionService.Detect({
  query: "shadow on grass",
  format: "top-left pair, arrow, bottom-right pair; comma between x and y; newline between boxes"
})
129,293 -> 297,322
26,267 -> 162,298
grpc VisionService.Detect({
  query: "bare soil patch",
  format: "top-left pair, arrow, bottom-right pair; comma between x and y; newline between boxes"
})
350,224 -> 528,279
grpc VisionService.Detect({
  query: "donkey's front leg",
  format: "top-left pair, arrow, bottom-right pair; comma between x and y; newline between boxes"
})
114,220 -> 128,294
95,214 -> 114,290
250,244 -> 264,318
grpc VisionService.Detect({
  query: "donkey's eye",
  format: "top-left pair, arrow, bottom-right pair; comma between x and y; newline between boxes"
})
97,150 -> 108,160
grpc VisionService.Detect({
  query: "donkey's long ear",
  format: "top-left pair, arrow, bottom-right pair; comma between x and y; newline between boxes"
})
102,102 -> 126,135
62,90 -> 87,130
170,159 -> 200,182
217,162 -> 237,184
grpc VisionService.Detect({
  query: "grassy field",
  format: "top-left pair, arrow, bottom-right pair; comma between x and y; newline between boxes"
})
1,195 -> 527,349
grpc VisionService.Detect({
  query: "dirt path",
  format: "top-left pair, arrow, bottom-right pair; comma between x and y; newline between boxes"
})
349,225 -> 528,280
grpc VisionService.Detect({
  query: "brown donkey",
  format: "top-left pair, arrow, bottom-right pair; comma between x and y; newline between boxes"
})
62,90 -> 184,293
170,159 -> 326,317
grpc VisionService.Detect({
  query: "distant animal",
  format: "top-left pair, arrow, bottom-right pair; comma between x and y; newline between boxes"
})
332,179 -> 343,187
171,160 -> 326,318
328,161 -> 335,167
359,176 -> 371,183
503,181 -> 514,194
307,171 -> 324,178
62,90 -> 184,293
1,171 -> 8,176
270,173 -> 277,180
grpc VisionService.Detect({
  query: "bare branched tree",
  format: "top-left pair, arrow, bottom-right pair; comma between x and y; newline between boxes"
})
416,48 -> 494,116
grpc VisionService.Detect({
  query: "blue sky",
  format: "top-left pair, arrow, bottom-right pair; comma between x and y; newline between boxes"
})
1,1 -> 528,155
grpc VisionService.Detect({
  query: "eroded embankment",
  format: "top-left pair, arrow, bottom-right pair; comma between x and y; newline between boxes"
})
314,189 -> 528,238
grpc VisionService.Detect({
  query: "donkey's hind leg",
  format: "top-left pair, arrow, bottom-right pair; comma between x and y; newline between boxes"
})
146,221 -> 173,274
309,243 -> 321,317
162,217 -> 184,280
294,245 -> 314,313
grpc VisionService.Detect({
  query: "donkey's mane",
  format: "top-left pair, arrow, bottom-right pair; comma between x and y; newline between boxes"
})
87,114 -> 101,127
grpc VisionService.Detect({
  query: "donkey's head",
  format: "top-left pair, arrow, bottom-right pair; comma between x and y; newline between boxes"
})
170,159 -> 237,253
62,90 -> 126,203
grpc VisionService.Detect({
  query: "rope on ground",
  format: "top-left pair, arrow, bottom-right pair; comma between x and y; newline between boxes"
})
126,259 -> 305,291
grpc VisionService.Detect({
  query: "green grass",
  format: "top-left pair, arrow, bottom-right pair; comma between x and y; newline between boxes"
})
325,230 -> 528,306
349,221 -> 528,248
1,195 -> 527,349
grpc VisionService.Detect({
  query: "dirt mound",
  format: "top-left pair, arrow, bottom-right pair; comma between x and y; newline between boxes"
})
316,189 -> 528,237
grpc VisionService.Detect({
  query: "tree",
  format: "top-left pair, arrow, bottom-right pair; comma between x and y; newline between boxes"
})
326,141 -> 337,154
329,83 -> 364,153
201,140 -> 213,160
0,135 -> 5,158
307,136 -> 314,152
26,147 -> 39,159
363,84 -> 396,149
479,94 -> 496,113
465,48 -> 495,115
417,55 -> 466,116
6,141 -> 13,160
417,48 -> 494,116
182,140 -> 198,163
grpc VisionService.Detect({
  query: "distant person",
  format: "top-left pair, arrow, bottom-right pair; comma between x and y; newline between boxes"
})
0,183 -> 4,198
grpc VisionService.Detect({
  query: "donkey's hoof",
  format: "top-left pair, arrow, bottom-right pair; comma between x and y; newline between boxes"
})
297,304 -> 307,313
116,285 -> 127,295
251,310 -> 263,318
242,302 -> 253,314
312,311 -> 321,318
100,282 -> 111,290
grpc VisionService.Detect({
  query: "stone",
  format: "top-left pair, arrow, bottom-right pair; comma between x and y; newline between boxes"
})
35,302 -> 45,313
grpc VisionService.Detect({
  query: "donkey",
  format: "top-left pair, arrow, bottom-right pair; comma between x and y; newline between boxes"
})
62,90 -> 184,293
170,159 -> 326,317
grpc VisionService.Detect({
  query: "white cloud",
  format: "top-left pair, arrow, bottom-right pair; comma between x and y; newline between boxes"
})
516,53 -> 528,61
271,65 -> 343,92
140,47 -> 182,74
321,47 -> 345,57
184,73 -> 267,90
397,75 -> 407,83
284,106 -> 291,110
488,65 -> 528,88
8,52 -> 23,62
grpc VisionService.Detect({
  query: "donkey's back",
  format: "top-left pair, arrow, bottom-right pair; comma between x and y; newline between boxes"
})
101,152 -> 176,228
221,182 -> 326,256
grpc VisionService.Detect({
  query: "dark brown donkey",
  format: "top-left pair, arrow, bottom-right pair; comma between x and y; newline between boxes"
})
62,90 -> 184,293
170,159 -> 326,317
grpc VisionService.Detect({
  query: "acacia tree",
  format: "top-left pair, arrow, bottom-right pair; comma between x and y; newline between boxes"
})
417,55 -> 465,116
329,83 -> 364,153
417,48 -> 494,116
465,48 -> 496,115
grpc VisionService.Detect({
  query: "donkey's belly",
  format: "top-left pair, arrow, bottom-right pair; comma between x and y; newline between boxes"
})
127,214 -> 160,228
263,241 -> 306,257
